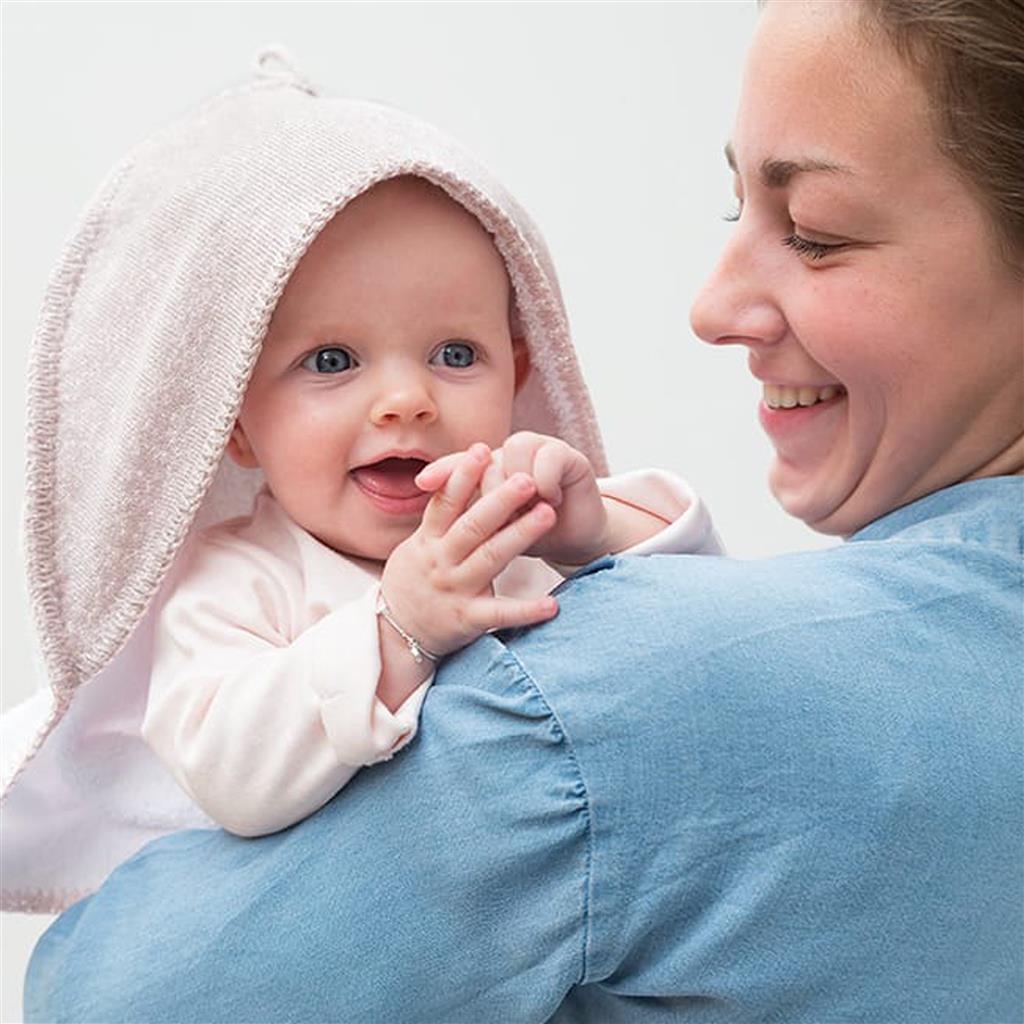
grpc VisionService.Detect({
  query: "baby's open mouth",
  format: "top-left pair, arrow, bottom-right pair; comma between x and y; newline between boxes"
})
350,457 -> 429,500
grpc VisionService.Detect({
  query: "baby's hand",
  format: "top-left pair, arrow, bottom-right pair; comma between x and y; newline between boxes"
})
417,432 -> 609,567
381,443 -> 559,659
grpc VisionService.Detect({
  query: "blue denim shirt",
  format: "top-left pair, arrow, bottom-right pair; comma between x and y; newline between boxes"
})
26,477 -> 1023,1023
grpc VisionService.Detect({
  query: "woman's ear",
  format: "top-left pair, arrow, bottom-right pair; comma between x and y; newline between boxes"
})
226,421 -> 260,468
513,339 -> 531,394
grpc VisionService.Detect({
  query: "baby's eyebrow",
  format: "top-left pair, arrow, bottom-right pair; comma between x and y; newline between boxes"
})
724,142 -> 852,187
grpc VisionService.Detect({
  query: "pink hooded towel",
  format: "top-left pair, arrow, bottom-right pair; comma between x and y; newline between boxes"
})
1,51 -> 609,913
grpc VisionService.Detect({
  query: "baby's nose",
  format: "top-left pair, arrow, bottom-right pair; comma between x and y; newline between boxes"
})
369,379 -> 438,426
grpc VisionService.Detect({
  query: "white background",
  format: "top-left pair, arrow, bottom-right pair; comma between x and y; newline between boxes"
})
1,2 -> 836,1020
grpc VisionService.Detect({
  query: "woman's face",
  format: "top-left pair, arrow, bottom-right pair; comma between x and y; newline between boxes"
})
690,0 -> 1023,536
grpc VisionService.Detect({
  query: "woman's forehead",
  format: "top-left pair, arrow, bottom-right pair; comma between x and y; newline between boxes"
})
732,0 -> 937,184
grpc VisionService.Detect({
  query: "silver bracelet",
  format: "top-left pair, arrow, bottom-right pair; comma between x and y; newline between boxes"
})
376,591 -> 440,665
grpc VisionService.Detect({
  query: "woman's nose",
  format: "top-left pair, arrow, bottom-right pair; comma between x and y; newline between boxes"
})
690,229 -> 787,349
369,372 -> 438,427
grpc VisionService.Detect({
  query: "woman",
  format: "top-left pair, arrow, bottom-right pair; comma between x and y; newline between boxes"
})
23,1 -> 1022,1020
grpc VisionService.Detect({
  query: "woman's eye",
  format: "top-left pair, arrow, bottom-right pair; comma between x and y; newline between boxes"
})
301,347 -> 354,374
782,232 -> 848,261
432,341 -> 477,369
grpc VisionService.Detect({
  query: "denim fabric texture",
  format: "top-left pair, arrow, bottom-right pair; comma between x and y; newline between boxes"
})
25,478 -> 1024,1023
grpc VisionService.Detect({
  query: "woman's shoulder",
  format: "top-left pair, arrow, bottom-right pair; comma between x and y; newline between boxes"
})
502,513 -> 1021,873
604,477 -> 1024,649
515,511 -> 1020,724
497,525 -> 1021,999
594,528 -> 1015,654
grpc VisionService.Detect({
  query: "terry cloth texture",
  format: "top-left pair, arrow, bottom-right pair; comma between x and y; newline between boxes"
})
1,49 -> 607,912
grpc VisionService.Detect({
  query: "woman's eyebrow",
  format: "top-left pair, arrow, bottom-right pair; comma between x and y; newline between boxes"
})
724,142 -> 852,187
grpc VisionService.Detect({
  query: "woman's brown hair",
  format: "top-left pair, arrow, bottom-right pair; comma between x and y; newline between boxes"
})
858,0 -> 1024,267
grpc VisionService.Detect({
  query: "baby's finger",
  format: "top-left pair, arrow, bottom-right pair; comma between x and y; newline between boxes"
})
421,444 -> 491,535
499,431 -> 544,480
531,440 -> 572,507
459,500 -> 557,585
415,451 -> 468,493
444,472 -> 538,563
465,593 -> 559,634
479,451 -> 508,496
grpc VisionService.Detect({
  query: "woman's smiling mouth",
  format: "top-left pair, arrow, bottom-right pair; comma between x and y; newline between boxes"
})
762,383 -> 845,409
757,383 -> 848,452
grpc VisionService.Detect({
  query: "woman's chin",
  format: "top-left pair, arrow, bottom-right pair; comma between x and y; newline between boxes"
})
771,466 -> 887,538
768,459 -> 852,536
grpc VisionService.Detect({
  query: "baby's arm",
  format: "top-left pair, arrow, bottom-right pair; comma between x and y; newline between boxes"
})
594,469 -> 724,558
144,452 -> 558,838
144,531 -> 442,837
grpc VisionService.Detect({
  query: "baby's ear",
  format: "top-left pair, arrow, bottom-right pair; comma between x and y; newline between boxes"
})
513,338 -> 531,394
226,421 -> 260,469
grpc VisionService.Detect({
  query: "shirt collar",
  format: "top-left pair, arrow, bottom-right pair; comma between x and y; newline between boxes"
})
850,476 -> 1023,555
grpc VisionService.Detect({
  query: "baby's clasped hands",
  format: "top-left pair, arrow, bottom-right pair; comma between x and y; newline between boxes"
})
380,430 -> 665,673
379,440 -> 570,662
418,431 -> 612,566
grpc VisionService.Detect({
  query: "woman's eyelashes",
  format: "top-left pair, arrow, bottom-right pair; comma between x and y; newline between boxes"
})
720,187 -> 851,261
429,340 -> 478,369
781,232 -> 849,261
301,346 -> 355,374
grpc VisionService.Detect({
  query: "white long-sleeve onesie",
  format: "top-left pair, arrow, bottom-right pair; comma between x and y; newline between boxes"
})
143,470 -> 721,837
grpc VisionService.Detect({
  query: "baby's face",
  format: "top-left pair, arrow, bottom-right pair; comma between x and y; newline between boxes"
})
228,177 -> 524,562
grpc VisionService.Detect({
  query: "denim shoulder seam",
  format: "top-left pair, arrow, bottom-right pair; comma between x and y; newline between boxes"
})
503,644 -> 595,987
851,534 -> 1023,557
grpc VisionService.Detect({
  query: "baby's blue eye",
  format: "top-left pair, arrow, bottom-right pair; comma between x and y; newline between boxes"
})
302,347 -> 353,374
433,342 -> 477,369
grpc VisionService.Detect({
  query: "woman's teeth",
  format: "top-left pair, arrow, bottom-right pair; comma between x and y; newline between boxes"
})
763,383 -> 843,410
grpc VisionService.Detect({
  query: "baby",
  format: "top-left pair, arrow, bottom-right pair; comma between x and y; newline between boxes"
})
143,176 -> 719,836
2,54 -> 720,912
